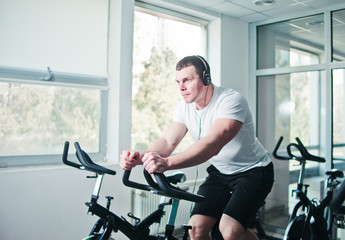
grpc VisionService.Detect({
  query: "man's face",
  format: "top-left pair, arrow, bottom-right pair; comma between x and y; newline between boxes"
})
175,65 -> 205,105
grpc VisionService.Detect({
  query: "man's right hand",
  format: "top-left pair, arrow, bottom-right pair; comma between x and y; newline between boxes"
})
120,150 -> 142,170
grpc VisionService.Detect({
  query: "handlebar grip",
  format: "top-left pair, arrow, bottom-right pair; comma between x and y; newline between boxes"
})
74,142 -> 116,175
143,169 -> 160,190
62,141 -> 83,169
123,169 -> 204,203
287,143 -> 304,161
153,172 -> 205,203
272,136 -> 291,160
295,137 -> 325,163
122,170 -> 153,191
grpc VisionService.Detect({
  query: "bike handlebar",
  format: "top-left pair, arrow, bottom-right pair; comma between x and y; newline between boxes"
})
153,172 -> 205,202
123,169 -> 205,203
272,136 -> 291,160
272,136 -> 326,163
63,141 -> 204,203
74,142 -> 116,175
295,137 -> 325,163
122,169 -> 154,192
286,143 -> 305,161
62,141 -> 84,169
62,141 -> 116,175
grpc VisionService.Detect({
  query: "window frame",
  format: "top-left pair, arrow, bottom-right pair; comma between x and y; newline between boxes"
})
250,6 -> 345,233
250,9 -> 345,171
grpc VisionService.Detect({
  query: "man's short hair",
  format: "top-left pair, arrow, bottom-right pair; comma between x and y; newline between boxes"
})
176,55 -> 211,80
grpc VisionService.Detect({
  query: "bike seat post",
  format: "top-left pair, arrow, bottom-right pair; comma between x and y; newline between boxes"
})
297,159 -> 306,186
164,198 -> 180,237
168,199 -> 180,225
92,174 -> 104,201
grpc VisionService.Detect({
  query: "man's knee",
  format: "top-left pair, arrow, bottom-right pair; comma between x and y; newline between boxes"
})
219,214 -> 258,240
188,214 -> 217,240
218,221 -> 240,240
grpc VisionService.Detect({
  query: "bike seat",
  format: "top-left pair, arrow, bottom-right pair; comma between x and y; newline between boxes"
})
325,169 -> 344,179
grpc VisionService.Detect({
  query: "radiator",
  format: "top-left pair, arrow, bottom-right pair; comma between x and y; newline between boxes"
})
130,179 -> 203,233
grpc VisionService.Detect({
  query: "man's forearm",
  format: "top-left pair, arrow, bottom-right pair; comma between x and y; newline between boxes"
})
166,136 -> 221,170
141,137 -> 177,159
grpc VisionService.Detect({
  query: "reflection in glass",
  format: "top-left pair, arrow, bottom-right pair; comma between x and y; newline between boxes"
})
257,14 -> 324,69
333,69 -> 345,165
258,72 -> 324,147
332,68 -> 345,238
257,71 -> 325,228
332,9 -> 345,62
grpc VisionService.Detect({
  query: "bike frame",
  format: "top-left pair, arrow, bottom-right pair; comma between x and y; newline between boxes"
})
85,173 -> 176,240
62,141 -> 204,240
273,136 -> 345,240
286,184 -> 331,240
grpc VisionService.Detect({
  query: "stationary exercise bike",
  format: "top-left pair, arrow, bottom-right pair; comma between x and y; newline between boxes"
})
62,141 -> 204,240
273,136 -> 345,240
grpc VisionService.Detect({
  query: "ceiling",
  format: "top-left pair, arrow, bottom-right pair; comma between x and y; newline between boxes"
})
172,0 -> 345,23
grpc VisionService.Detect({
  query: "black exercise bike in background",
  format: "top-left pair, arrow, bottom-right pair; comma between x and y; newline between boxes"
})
273,136 -> 345,240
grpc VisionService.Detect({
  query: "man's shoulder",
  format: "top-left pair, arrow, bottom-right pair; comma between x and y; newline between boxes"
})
214,86 -> 244,102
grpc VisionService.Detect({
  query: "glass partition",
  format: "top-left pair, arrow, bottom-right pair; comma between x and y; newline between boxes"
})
333,68 -> 345,169
332,9 -> 345,62
257,14 -> 324,69
257,70 -> 326,228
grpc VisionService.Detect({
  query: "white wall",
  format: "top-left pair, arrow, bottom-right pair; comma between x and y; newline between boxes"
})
0,1 -> 250,240
209,15 -> 249,98
0,165 -> 128,239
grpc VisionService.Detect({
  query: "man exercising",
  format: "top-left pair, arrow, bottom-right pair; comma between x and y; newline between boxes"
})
120,55 -> 274,240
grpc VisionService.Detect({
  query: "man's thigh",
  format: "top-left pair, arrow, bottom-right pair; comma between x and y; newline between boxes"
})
190,175 -> 231,220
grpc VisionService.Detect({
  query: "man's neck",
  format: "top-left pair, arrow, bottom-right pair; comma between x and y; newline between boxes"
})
195,84 -> 214,110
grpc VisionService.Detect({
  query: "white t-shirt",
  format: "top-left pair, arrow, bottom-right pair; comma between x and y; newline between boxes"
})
173,85 -> 271,175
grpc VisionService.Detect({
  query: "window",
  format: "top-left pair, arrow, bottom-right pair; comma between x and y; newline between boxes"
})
332,10 -> 345,170
254,9 -> 345,237
257,14 -> 325,172
131,7 -> 206,152
257,70 -> 325,173
332,9 -> 345,62
0,0 -> 109,166
255,12 -> 327,230
0,83 -> 100,156
258,71 -> 323,143
333,69 -> 345,165
257,14 -> 324,69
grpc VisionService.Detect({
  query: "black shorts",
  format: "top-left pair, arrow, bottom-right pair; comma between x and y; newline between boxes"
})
191,162 -> 274,229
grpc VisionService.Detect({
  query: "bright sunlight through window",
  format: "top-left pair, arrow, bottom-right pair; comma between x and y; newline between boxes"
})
131,9 -> 204,152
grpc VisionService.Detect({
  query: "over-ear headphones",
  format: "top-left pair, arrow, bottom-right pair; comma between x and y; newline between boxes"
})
196,55 -> 212,86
